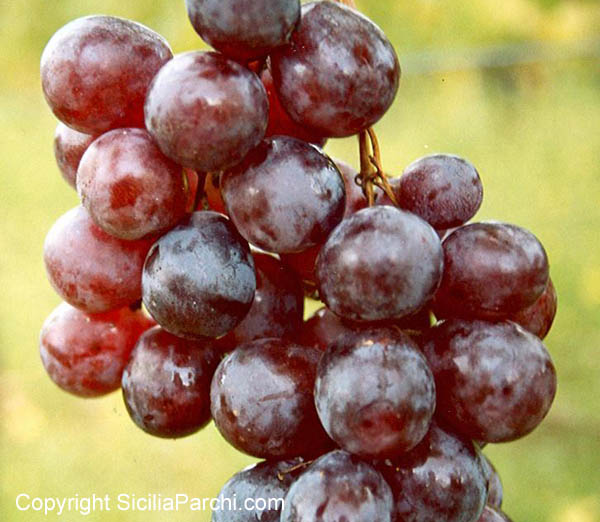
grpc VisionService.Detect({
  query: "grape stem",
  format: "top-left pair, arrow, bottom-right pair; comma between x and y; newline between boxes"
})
356,128 -> 399,206
336,0 -> 358,8
277,460 -> 313,481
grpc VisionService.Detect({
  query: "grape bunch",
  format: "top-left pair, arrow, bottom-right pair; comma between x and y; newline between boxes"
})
39,1 -> 557,521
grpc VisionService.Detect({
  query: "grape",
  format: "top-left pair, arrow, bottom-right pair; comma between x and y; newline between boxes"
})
480,454 -> 503,509
53,123 -> 95,189
316,206 -> 443,322
144,51 -> 268,172
217,253 -> 304,351
261,67 -> 327,147
39,302 -> 154,397
210,338 -> 332,459
434,222 -> 549,320
315,328 -> 435,458
184,168 -> 201,213
43,206 -> 153,313
41,15 -> 172,134
186,0 -> 300,62
121,326 -> 221,438
397,154 -> 483,229
280,450 -> 394,522
271,1 -> 400,138
221,136 -> 346,253
509,277 -> 557,339
280,245 -> 321,287
142,211 -> 256,339
77,128 -> 188,240
422,319 -> 557,442
477,506 -> 513,522
212,459 -> 303,522
378,421 -> 487,522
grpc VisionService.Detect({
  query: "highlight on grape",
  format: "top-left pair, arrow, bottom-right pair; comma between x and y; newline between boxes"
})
39,1 -> 557,520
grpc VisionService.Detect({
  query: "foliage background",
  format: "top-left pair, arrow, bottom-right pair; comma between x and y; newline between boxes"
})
1,0 -> 599,520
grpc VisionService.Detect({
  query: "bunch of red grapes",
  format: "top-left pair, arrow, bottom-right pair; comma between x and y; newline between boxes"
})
39,1 -> 558,521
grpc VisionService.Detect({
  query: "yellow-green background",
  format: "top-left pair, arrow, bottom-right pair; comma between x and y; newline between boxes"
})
1,0 -> 599,520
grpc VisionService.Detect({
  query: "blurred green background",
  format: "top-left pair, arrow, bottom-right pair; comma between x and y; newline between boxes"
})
1,0 -> 599,520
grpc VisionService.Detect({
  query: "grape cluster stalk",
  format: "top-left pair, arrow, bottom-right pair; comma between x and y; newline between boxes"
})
39,1 -> 557,521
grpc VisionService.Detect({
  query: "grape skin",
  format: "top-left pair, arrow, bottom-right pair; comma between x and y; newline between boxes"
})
210,338 -> 332,459
212,459 -> 303,522
41,15 -> 172,134
53,123 -> 95,189
217,253 -> 304,351
43,206 -> 153,313
378,421 -> 487,522
316,206 -> 443,322
186,0 -> 300,62
398,154 -> 483,230
144,51 -> 268,172
434,221 -> 549,320
39,302 -> 154,397
121,326 -> 221,438
271,1 -> 400,137
221,136 -> 346,254
142,211 -> 256,339
422,319 -> 557,442
280,450 -> 394,522
77,128 -> 188,240
315,328 -> 436,458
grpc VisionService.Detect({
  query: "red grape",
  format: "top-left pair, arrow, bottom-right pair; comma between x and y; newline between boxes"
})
422,319 -> 557,442
77,128 -> 188,240
221,136 -> 346,253
186,0 -> 301,61
144,51 -> 268,172
122,326 -> 221,438
41,15 -> 172,134
434,222 -> 549,320
40,302 -> 154,397
315,328 -> 436,458
509,277 -> 557,339
271,1 -> 400,137
142,211 -> 256,339
316,206 -> 443,322
210,338 -> 332,459
43,206 -> 153,313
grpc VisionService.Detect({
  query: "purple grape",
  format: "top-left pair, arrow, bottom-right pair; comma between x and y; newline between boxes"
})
210,338 -> 332,459
217,253 -> 303,351
271,1 -> 400,137
145,51 -> 268,172
44,206 -> 153,313
40,302 -> 154,397
315,328 -> 435,458
142,211 -> 256,339
41,15 -> 172,134
77,128 -> 188,240
378,421 -> 487,522
434,222 -> 549,320
480,454 -> 503,509
212,459 -> 304,522
121,326 -> 221,438
221,136 -> 346,253
316,206 -> 443,322
398,154 -> 483,229
53,123 -> 95,188
422,319 -> 557,442
186,0 -> 301,61
509,277 -> 557,339
281,450 -> 394,522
